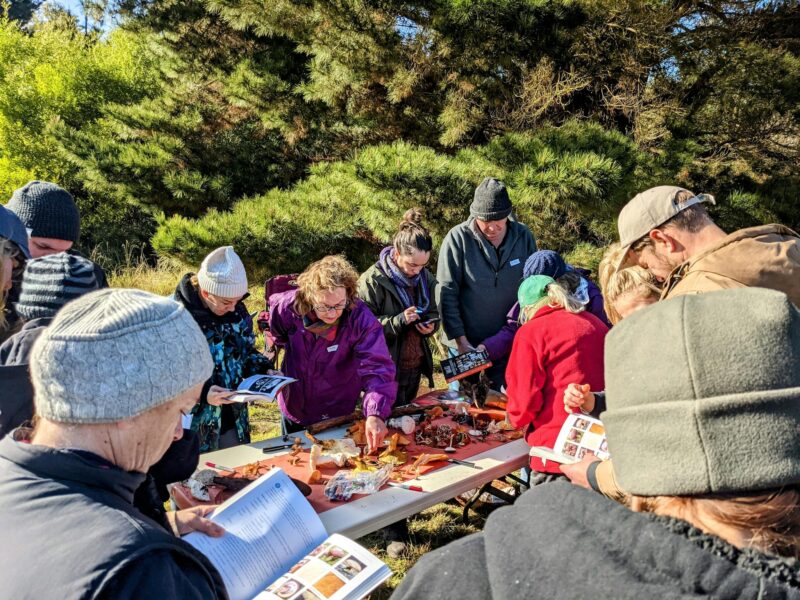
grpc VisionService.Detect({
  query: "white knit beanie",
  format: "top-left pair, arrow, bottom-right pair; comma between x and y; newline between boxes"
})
197,246 -> 248,298
30,288 -> 213,424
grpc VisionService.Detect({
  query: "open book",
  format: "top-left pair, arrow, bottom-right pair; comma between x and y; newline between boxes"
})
185,468 -> 390,600
529,413 -> 610,465
440,348 -> 492,382
224,374 -> 298,403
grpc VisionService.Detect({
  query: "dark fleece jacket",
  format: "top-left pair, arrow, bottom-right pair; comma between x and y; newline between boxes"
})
392,482 -> 800,600
0,317 -> 50,437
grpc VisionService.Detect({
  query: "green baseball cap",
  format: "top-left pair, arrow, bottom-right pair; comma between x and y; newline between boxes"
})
517,274 -> 556,308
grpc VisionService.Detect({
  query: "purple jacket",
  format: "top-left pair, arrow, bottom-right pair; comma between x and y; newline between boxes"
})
269,290 -> 397,425
482,276 -> 610,362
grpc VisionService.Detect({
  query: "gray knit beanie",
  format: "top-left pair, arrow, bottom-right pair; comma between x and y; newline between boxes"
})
15,252 -> 99,321
31,288 -> 213,424
603,288 -> 800,496
6,181 -> 80,243
470,177 -> 513,221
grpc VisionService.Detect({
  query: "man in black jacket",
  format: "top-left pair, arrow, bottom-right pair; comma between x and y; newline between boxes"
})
0,288 -> 229,599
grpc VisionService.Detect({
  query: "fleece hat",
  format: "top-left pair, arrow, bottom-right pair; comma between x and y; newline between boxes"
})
197,246 -> 248,298
31,288 -> 213,424
6,181 -> 80,243
15,252 -> 100,321
0,204 -> 31,259
603,287 -> 800,496
523,250 -> 567,280
616,185 -> 715,269
518,275 -> 556,309
470,177 -> 513,222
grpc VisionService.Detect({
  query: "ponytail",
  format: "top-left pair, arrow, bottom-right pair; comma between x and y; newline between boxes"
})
394,208 -> 433,256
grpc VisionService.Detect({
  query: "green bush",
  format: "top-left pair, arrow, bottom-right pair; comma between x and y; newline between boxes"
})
154,119 -> 644,274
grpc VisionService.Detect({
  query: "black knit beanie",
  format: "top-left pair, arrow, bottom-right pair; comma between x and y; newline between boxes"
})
470,177 -> 513,221
6,181 -> 80,243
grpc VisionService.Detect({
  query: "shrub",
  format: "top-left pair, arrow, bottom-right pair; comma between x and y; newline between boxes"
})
154,120 -> 644,274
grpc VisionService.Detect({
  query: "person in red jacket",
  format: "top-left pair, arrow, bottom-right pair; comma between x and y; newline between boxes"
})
506,274 -> 608,484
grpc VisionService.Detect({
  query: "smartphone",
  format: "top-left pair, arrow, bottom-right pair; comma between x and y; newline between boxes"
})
421,316 -> 441,325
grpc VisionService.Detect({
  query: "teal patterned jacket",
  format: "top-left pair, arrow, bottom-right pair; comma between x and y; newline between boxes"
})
174,274 -> 273,452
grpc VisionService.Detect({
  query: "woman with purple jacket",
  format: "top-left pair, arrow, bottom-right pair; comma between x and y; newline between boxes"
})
479,250 -> 610,362
269,255 -> 397,450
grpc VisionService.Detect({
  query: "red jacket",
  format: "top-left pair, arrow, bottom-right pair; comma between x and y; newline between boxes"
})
506,305 -> 608,473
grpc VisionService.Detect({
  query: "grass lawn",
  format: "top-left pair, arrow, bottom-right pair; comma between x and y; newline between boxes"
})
110,262 -> 504,597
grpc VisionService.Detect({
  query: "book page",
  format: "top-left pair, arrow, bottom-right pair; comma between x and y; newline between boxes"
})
226,374 -> 298,403
552,414 -> 609,461
254,534 -> 391,600
185,468 -> 327,600
529,446 -> 579,465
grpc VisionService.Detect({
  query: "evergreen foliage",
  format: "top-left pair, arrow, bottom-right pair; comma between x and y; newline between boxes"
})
0,0 -> 798,272
153,120 -> 647,273
7,0 -> 40,25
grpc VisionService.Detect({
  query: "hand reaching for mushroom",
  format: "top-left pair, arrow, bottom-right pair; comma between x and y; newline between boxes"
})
365,415 -> 388,453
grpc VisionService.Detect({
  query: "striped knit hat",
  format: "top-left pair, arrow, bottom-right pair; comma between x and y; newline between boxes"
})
15,252 -> 99,321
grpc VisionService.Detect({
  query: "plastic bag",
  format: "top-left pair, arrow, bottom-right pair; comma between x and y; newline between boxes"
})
323,465 -> 392,501
316,439 -> 360,467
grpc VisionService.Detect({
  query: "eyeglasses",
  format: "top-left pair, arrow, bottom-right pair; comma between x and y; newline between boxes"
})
313,301 -> 348,314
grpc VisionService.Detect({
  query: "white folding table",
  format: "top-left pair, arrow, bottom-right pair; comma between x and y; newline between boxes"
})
201,427 -> 529,539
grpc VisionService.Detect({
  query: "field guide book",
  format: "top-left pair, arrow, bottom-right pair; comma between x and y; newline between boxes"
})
224,374 -> 298,403
529,413 -> 610,465
185,468 -> 391,600
440,348 -> 492,382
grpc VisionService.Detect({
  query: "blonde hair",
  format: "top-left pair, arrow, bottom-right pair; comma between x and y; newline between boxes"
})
519,279 -> 584,324
599,243 -> 661,325
293,255 -> 359,316
631,486 -> 800,560
0,239 -> 15,331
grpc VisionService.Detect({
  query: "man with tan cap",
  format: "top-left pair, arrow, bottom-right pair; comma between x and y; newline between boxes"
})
616,185 -> 800,304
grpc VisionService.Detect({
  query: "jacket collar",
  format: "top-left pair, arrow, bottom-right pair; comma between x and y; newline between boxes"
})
370,264 -> 427,305
0,435 -> 145,505
662,224 -> 800,299
466,217 -> 521,268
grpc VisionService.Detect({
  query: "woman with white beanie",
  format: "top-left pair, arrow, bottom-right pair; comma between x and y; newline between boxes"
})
174,246 -> 273,451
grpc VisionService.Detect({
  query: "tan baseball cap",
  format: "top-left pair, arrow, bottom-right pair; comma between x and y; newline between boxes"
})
616,185 -> 715,269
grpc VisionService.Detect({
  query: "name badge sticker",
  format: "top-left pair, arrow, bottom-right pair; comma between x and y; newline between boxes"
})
509,258 -> 521,267
327,344 -> 339,353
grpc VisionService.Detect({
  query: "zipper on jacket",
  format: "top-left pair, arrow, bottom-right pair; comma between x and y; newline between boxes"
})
495,270 -> 498,287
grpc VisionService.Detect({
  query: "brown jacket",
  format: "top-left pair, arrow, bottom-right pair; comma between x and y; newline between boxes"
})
662,224 -> 800,304
594,225 -> 800,503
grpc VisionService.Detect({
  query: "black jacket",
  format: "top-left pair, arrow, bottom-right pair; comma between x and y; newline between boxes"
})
0,317 -> 49,437
357,264 -> 439,386
393,482 -> 800,600
0,316 -> 201,528
0,436 -> 228,599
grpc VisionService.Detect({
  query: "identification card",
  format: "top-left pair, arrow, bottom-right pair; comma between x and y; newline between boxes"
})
509,258 -> 521,267
327,344 -> 339,353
